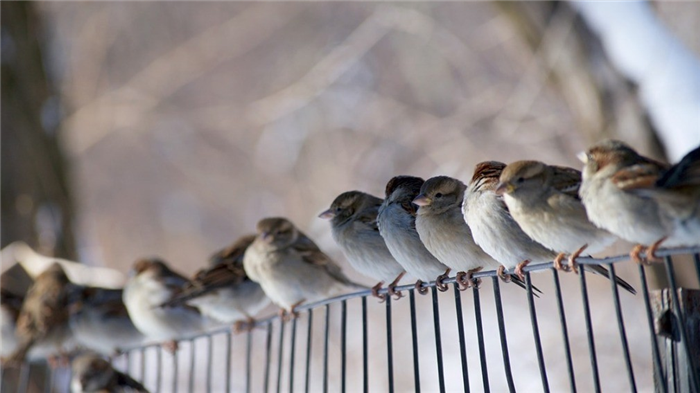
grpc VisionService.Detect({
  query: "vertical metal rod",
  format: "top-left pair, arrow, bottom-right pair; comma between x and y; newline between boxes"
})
409,289 -> 422,392
453,283 -> 470,393
245,330 -> 253,393
386,296 -> 395,393
263,323 -> 273,393
125,350 -> 132,375
44,363 -> 52,393
323,304 -> 331,393
552,269 -> 577,393
362,297 -> 368,393
17,363 -> 30,393
607,263 -> 637,391
289,316 -> 298,393
491,277 -> 515,393
206,335 -> 214,393
226,331 -> 232,393
638,264 -> 668,393
140,348 -> 146,383
664,256 -> 700,393
189,339 -> 196,393
579,269 -> 601,392
173,344 -> 179,393
276,319 -> 286,393
431,286 -> 446,393
341,300 -> 347,393
473,282 -> 490,393
694,254 -> 700,287
304,310 -> 314,393
526,272 -> 550,393
156,346 -> 162,393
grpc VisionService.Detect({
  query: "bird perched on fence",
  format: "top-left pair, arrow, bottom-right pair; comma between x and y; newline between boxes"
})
464,161 -> 558,281
123,258 -> 208,352
0,288 -> 23,359
377,176 -> 451,295
243,217 -> 365,319
5,263 -> 76,366
68,286 -> 145,355
319,191 -> 406,300
579,140 -> 675,263
71,353 -> 148,393
495,159 -> 636,294
161,234 -> 269,332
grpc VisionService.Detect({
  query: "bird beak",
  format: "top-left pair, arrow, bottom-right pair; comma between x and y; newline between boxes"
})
261,231 -> 271,241
412,194 -> 432,206
318,209 -> 335,220
494,182 -> 512,195
577,151 -> 588,164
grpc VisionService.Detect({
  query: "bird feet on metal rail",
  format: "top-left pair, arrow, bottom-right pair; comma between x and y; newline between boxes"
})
497,266 -> 511,284
387,272 -> 406,300
233,317 -> 257,334
279,299 -> 306,322
553,244 -> 587,274
161,340 -> 179,355
435,268 -> 452,292
515,260 -> 531,281
371,281 -> 388,303
631,237 -> 667,265
456,267 -> 482,290
414,280 -> 429,295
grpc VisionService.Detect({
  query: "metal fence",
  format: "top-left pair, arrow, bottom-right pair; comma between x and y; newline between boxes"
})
3,247 -> 700,393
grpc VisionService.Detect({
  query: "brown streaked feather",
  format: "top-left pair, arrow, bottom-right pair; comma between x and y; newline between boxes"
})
293,234 -> 354,286
472,161 -> 506,184
550,166 -> 582,199
656,145 -> 700,188
208,234 -> 256,266
612,163 -> 665,191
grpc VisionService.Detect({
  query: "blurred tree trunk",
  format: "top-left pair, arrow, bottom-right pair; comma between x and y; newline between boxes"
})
495,1 -> 689,289
1,1 -> 77,261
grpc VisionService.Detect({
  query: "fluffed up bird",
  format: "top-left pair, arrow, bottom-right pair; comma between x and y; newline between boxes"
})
464,162 -> 557,280
319,191 -> 406,300
496,159 -> 635,294
68,286 -> 145,355
377,176 -> 451,294
162,235 -> 269,332
243,217 -> 365,319
71,353 -> 148,393
123,258 -> 208,352
6,263 -> 76,366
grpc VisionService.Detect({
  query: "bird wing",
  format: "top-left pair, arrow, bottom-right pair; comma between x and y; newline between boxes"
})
550,166 -> 583,199
293,234 -> 355,286
656,145 -> 700,188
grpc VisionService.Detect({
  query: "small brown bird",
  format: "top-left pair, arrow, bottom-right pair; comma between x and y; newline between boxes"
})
319,191 -> 406,300
243,217 -> 364,318
7,263 -> 75,366
162,235 -> 269,332
71,353 -> 148,392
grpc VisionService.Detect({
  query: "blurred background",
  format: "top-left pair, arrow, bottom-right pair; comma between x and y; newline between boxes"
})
2,1 -> 700,392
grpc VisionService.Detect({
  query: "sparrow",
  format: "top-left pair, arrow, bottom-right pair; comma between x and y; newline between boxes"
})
71,353 -> 149,392
6,263 -> 76,366
464,162 -> 558,280
122,258 -> 207,352
579,140 -> 673,263
376,176 -> 451,294
243,217 -> 365,318
162,235 -> 270,332
68,286 -> 145,355
496,159 -> 636,293
319,191 -> 406,300
0,288 -> 23,359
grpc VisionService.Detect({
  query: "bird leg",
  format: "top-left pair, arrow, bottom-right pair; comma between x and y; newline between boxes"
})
468,267 -> 483,289
387,272 -> 406,300
646,237 -> 667,263
435,268 -> 452,292
283,299 -> 306,322
553,253 -> 568,272
497,266 -> 511,283
568,244 -> 587,274
162,340 -> 179,354
371,281 -> 387,303
515,260 -> 531,281
233,316 -> 257,334
415,280 -> 429,295
630,244 -> 647,264
455,272 -> 470,291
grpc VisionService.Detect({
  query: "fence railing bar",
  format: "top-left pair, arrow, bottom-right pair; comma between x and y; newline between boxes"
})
431,286 -> 446,393
156,347 -> 163,393
694,253 -> 700,288
17,363 -> 29,393
172,343 -> 179,393
472,284 -> 490,393
125,350 -> 131,376
323,304 -> 331,393
579,268 -> 601,393
453,283 -> 470,393
526,272 -> 550,393
551,269 -> 577,393
263,322 -> 273,393
638,264 -> 668,393
247,331 -> 254,393
607,263 -> 637,392
43,362 -> 51,393
140,347 -> 146,383
409,289 -> 422,393
663,256 -> 700,393
289,316 -> 298,393
187,339 -> 195,393
276,319 -> 286,393
491,277 -> 515,393
225,331 -> 232,393
304,309 -> 313,393
385,296 -> 395,393
341,299 -> 347,393
361,296 -> 368,393
206,335 -> 213,393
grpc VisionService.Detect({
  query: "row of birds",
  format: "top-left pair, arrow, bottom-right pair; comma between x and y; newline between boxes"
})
2,140 -> 699,390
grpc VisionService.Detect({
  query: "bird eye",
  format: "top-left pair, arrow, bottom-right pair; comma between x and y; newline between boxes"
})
435,193 -> 443,198
516,177 -> 524,184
